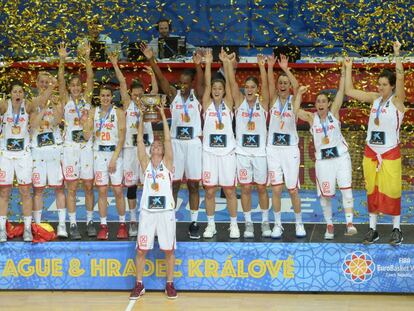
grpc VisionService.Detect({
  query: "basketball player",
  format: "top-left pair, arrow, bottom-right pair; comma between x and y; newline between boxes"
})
83,85 -> 127,240
295,62 -> 357,240
31,72 -> 67,237
202,48 -> 239,239
345,40 -> 405,245
58,42 -> 95,239
141,43 -> 204,239
130,97 -> 177,300
0,81 -> 52,242
109,53 -> 157,237
227,53 -> 270,238
266,54 -> 306,238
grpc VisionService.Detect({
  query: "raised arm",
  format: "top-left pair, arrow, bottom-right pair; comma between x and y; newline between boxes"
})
225,49 -> 243,108
294,86 -> 314,126
160,96 -> 173,171
57,42 -> 69,104
202,48 -> 213,111
140,43 -> 176,99
393,40 -> 406,113
136,107 -> 150,171
144,66 -> 159,95
278,54 -> 299,94
108,108 -> 126,174
193,50 -> 205,99
109,52 -> 130,109
79,42 -> 94,103
257,54 -> 269,111
330,62 -> 346,120
222,54 -> 234,110
267,53 -> 277,104
344,57 -> 378,103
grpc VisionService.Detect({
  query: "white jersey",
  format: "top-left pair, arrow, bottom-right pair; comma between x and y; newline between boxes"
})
170,89 -> 202,140
367,95 -> 404,154
93,105 -> 119,151
63,97 -> 92,147
1,99 -> 30,155
140,161 -> 175,212
203,101 -> 235,155
235,98 -> 267,156
311,112 -> 349,160
124,101 -> 154,148
268,95 -> 299,147
32,105 -> 63,148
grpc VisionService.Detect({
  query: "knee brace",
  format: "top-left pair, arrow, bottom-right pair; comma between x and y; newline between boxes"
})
127,185 -> 138,200
340,188 -> 353,209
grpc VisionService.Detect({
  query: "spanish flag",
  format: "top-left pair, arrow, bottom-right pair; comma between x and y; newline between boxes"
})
363,145 -> 401,216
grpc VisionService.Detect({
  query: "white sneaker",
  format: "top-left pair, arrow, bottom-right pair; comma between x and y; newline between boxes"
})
324,224 -> 334,240
345,223 -> 357,236
243,222 -> 254,238
295,223 -> 306,238
57,223 -> 68,238
203,223 -> 217,238
229,223 -> 240,239
0,227 -> 7,242
23,227 -> 33,242
261,221 -> 272,238
271,224 -> 283,239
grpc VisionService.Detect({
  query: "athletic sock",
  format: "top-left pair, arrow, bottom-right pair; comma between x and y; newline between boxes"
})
273,211 -> 281,226
100,217 -> 107,226
33,210 -> 42,224
295,212 -> 302,224
68,212 -> 77,225
243,211 -> 252,223
58,208 -> 66,225
130,208 -> 137,222
392,215 -> 401,230
190,210 -> 199,223
261,209 -> 269,223
369,213 -> 377,230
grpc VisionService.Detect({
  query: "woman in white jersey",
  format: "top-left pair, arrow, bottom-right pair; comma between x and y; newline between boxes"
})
130,98 -> 178,300
58,42 -> 95,239
83,85 -> 126,240
227,53 -> 270,238
202,48 -> 239,239
295,62 -> 357,240
0,81 -> 50,242
30,72 -> 67,237
141,43 -> 204,240
109,53 -> 156,237
266,54 -> 306,239
345,41 -> 405,245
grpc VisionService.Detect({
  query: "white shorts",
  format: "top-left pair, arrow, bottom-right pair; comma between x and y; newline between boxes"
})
0,152 -> 32,186
202,151 -> 236,187
267,146 -> 300,190
137,209 -> 176,250
172,138 -> 202,181
236,154 -> 267,185
32,146 -> 63,188
94,151 -> 123,186
315,152 -> 352,197
123,147 -> 139,187
62,143 -> 94,181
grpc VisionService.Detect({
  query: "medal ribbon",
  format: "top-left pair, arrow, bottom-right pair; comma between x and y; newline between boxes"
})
151,162 -> 159,186
74,99 -> 84,120
376,97 -> 391,122
133,103 -> 141,127
181,95 -> 190,117
99,105 -> 112,133
319,114 -> 329,139
13,103 -> 21,127
248,105 -> 254,124
215,101 -> 223,125
278,97 -> 289,125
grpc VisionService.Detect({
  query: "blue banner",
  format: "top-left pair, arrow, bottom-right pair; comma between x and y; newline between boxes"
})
1,241 -> 413,292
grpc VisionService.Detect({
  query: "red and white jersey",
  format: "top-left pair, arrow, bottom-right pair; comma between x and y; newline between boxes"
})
170,89 -> 202,140
235,98 -> 267,156
32,105 -> 63,148
140,161 -> 175,212
267,95 -> 299,147
311,112 -> 349,160
367,95 -> 404,154
93,105 -> 119,151
203,101 -> 236,155
124,101 -> 153,148
63,97 -> 92,147
1,99 -> 30,154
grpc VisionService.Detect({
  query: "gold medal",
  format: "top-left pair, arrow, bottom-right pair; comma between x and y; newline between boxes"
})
280,121 -> 285,130
12,126 -> 21,135
96,130 -> 100,138
151,183 -> 159,191
183,114 -> 191,123
374,117 -> 380,126
247,121 -> 255,131
322,136 -> 329,145
74,117 -> 80,126
217,122 -> 224,130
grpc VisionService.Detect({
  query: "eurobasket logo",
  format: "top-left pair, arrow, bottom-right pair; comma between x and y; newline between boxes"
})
342,251 -> 375,283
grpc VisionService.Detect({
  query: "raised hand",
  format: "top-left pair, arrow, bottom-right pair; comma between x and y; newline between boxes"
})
278,54 -> 289,71
58,42 -> 68,60
205,48 -> 213,64
298,85 -> 308,95
393,40 -> 401,56
192,50 -> 203,65
142,65 -> 154,76
257,54 -> 266,66
139,43 -> 154,60
344,57 -> 353,68
158,95 -> 167,117
218,47 -> 227,63
267,53 -> 276,67
108,52 -> 119,65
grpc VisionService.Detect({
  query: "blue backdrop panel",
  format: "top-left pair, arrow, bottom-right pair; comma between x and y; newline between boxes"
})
0,242 -> 413,292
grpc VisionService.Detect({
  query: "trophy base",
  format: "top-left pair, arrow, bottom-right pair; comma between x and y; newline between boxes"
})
143,112 -> 160,123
